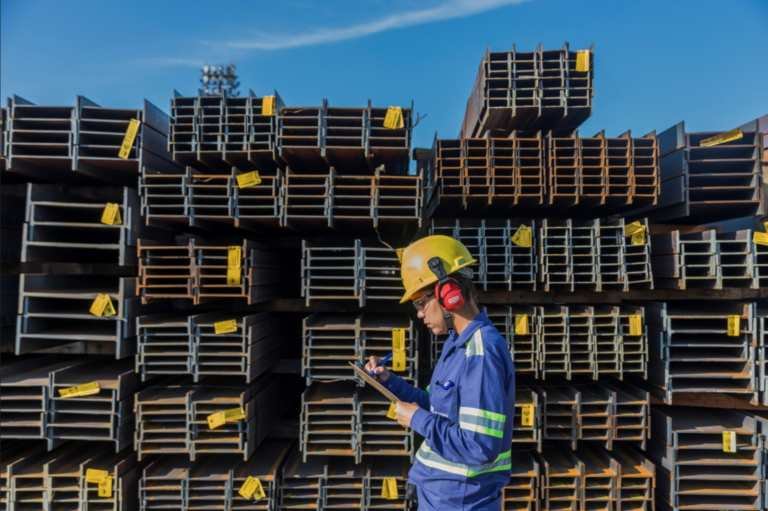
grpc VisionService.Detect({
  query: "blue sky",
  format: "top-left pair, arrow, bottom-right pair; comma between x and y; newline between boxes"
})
2,0 -> 767,148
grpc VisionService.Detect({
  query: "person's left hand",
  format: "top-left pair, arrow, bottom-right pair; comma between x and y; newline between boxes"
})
395,401 -> 419,428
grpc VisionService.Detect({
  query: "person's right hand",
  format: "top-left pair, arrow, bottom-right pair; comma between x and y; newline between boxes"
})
365,356 -> 391,383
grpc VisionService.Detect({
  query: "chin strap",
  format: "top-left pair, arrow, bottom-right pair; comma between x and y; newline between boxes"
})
442,306 -> 455,333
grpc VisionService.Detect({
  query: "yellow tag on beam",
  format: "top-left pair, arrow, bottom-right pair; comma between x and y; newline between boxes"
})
392,350 -> 406,372
700,129 -> 743,148
391,328 -> 406,351
239,476 -> 266,500
60,381 -> 100,399
89,293 -> 116,317
521,404 -> 534,427
727,315 -> 740,337
631,229 -> 646,246
381,477 -> 399,500
753,231 -> 768,246
86,468 -> 109,484
227,246 -> 242,286
261,96 -> 276,116
624,221 -> 647,246
100,203 -> 122,226
722,431 -> 737,453
514,314 -> 529,335
624,221 -> 644,236
236,171 -> 262,189
391,328 -> 407,371
386,402 -> 397,420
575,50 -> 590,72
383,106 -> 404,129
511,225 -> 532,248
224,407 -> 246,422
214,319 -> 238,335
118,118 -> 140,159
628,315 -> 643,336
207,407 -> 246,430
97,475 -> 113,498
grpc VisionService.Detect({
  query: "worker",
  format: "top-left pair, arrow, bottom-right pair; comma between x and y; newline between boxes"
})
366,235 -> 516,511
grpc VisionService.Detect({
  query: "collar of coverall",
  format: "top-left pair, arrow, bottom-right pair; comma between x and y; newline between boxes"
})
444,310 -> 491,352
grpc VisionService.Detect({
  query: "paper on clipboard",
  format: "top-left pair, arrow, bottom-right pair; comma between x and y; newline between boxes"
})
348,362 -> 399,402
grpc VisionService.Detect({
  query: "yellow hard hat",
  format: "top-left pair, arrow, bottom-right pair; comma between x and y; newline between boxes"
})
399,235 -> 477,303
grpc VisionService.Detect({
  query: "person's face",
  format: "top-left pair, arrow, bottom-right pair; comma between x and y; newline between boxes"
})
412,287 -> 448,335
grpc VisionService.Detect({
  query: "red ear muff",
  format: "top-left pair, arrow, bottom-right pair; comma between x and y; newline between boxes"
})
434,278 -> 466,312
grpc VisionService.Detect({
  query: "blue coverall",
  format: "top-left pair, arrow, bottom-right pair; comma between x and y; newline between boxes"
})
383,311 -> 516,511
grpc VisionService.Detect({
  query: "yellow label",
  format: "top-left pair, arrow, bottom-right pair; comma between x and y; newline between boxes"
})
700,129 -> 743,148
59,381 -> 100,399
575,50 -> 590,72
89,293 -> 116,317
727,315 -> 740,336
227,246 -> 242,286
118,118 -> 140,159
392,349 -> 406,372
383,106 -> 404,129
391,328 -> 406,351
207,407 -> 246,430
100,203 -> 122,226
511,225 -> 533,248
624,221 -> 646,245
722,430 -> 737,453
386,402 -> 397,420
214,319 -> 238,335
261,96 -> 275,116
85,468 -> 109,484
624,221 -> 644,236
514,314 -> 529,335
97,475 -> 113,498
239,476 -> 266,500
753,231 -> 768,246
521,404 -> 534,427
628,315 -> 642,336
381,477 -> 399,500
236,171 -> 262,189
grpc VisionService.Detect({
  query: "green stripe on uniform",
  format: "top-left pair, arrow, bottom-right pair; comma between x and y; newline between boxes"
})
464,329 -> 485,357
415,443 -> 511,478
459,407 -> 506,438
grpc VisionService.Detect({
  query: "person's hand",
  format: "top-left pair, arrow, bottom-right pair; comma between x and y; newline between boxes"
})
395,401 -> 419,428
365,356 -> 391,382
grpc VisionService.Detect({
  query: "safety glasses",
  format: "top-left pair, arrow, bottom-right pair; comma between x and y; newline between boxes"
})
412,291 -> 435,311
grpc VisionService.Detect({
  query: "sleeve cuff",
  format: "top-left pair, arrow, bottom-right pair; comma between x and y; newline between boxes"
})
410,407 -> 432,437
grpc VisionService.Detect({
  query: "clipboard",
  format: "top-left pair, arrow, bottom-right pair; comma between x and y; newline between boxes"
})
348,362 -> 399,402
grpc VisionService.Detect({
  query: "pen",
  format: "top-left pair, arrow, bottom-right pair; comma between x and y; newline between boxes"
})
365,352 -> 392,375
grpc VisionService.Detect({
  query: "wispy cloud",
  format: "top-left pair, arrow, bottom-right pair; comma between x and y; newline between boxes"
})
220,0 -> 530,51
143,0 -> 530,69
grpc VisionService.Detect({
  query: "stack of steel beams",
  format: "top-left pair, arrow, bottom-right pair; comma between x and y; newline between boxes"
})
646,301 -> 759,405
5,95 -> 176,183
461,43 -> 593,138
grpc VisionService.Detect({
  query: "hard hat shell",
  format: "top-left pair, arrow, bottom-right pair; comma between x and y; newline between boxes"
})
399,235 -> 477,303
